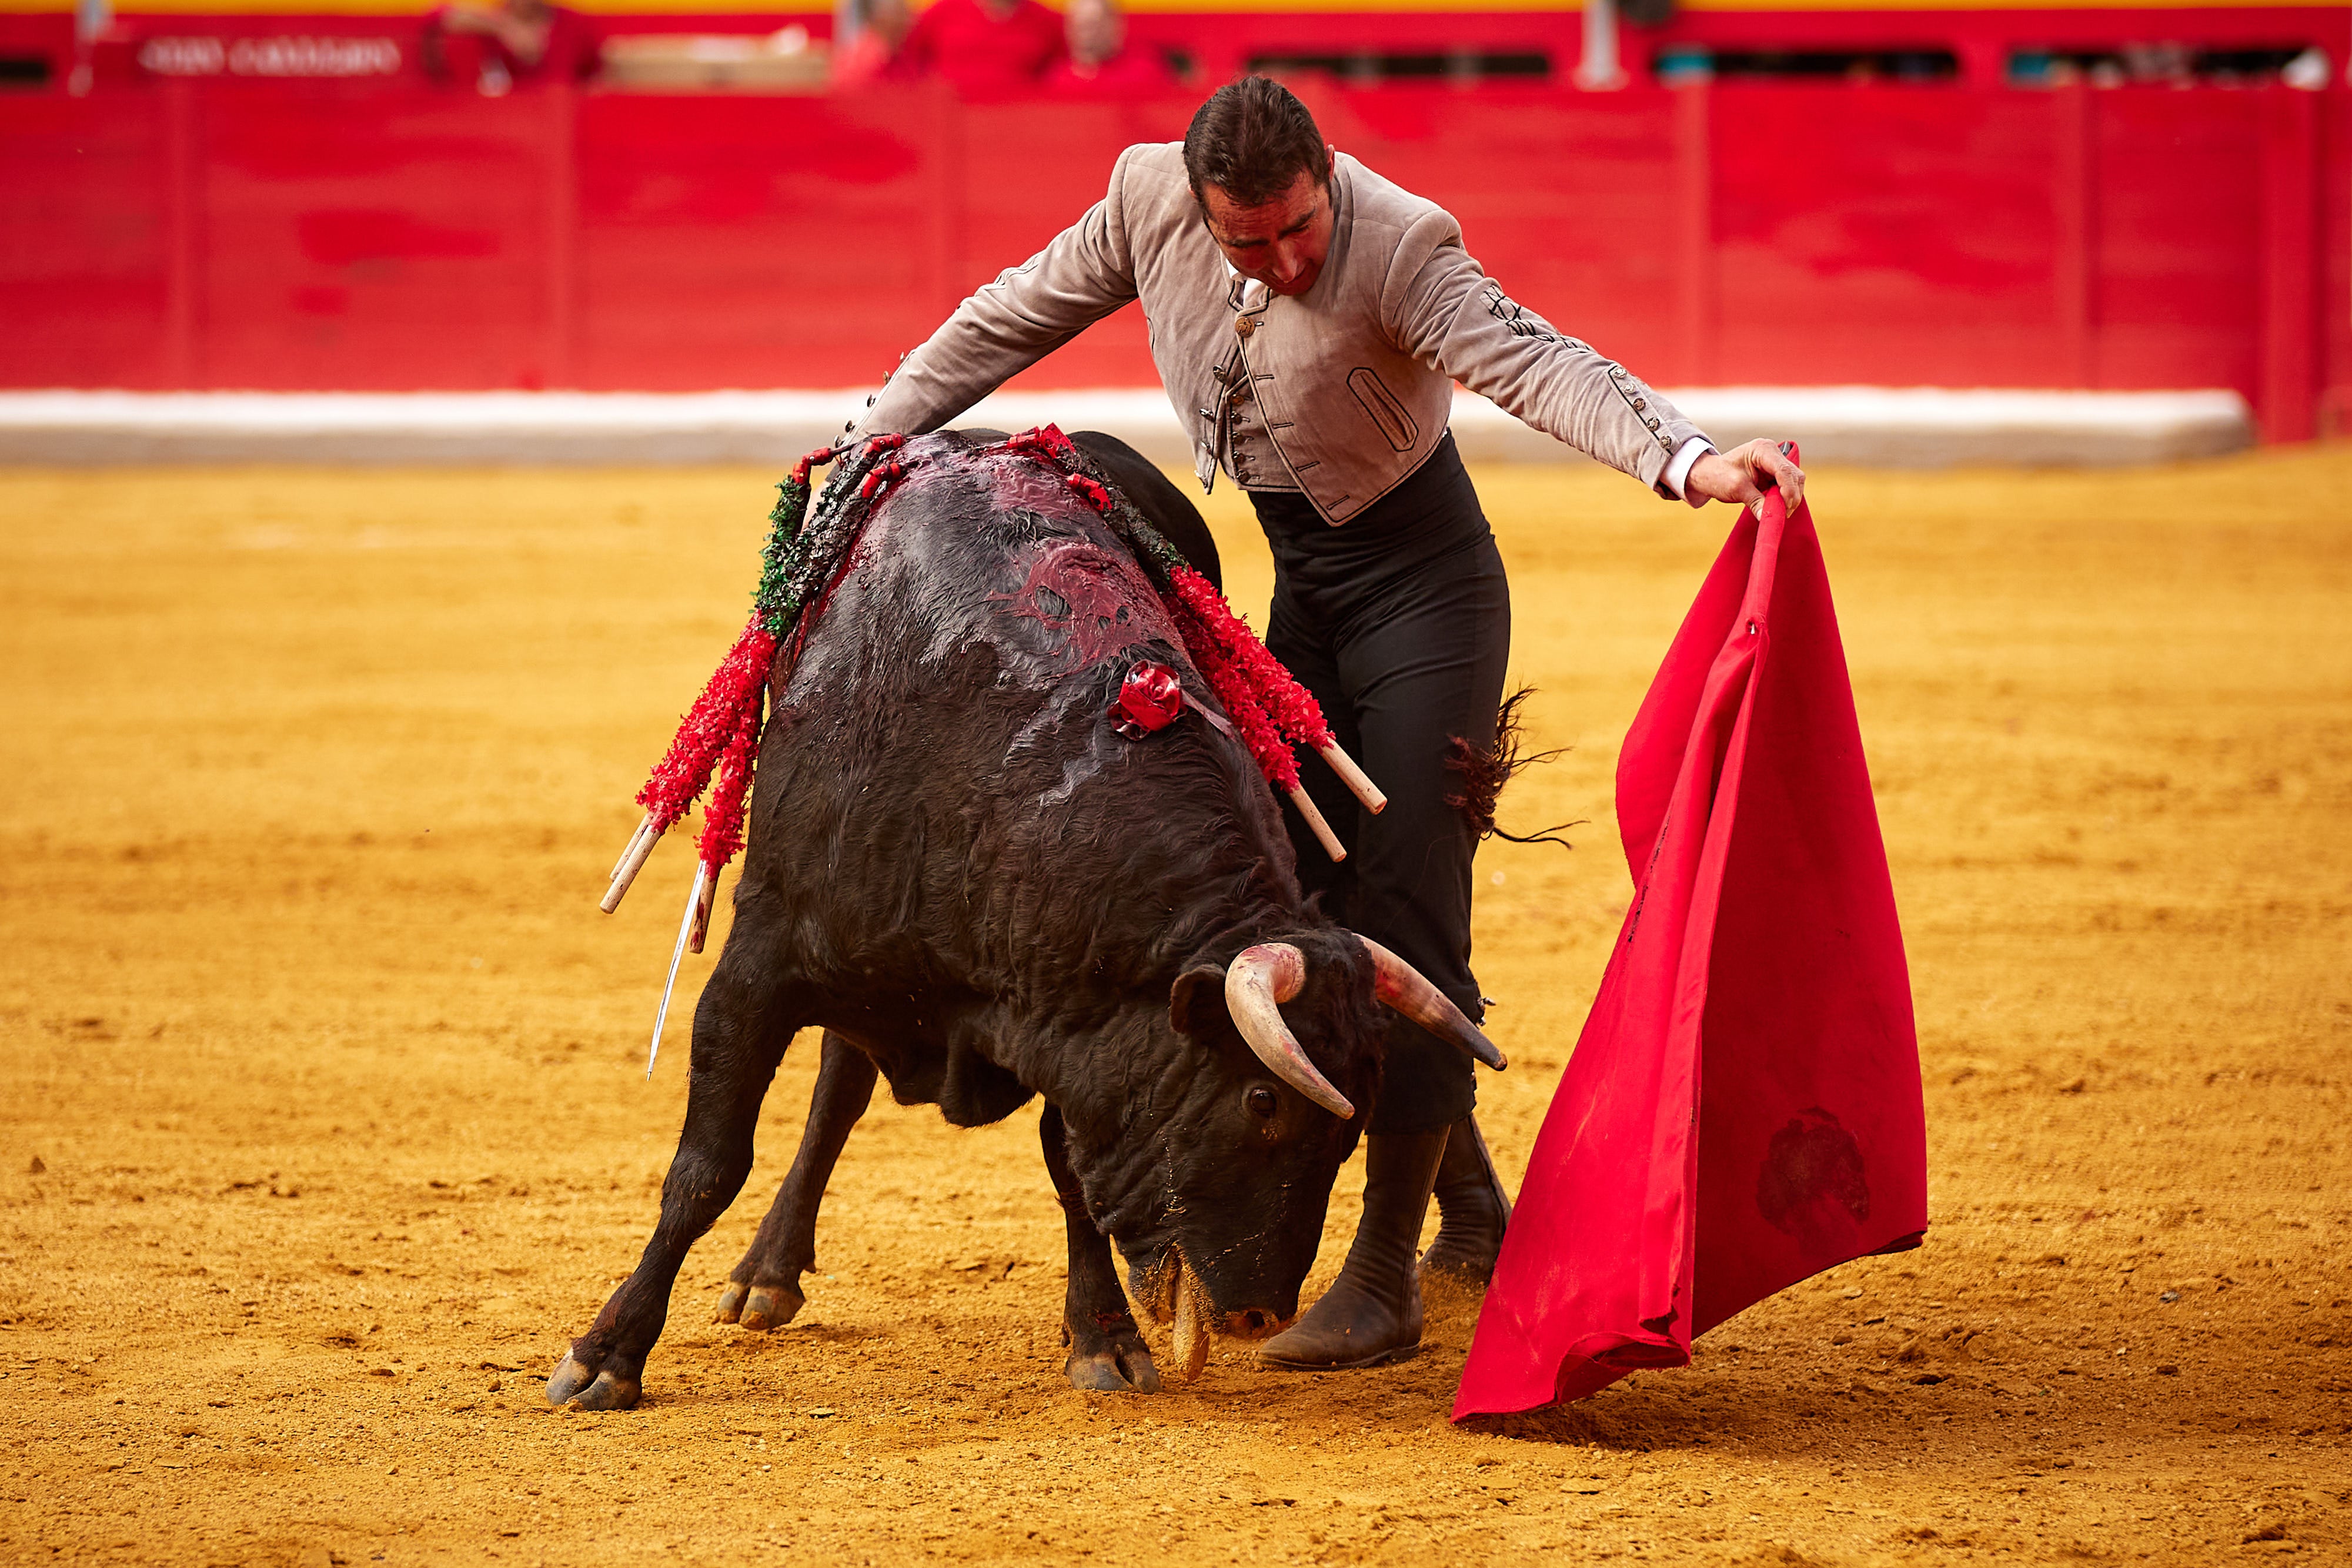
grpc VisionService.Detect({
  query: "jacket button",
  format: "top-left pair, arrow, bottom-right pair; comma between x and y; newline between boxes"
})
1235,315 -> 1257,339
1632,399 -> 1647,412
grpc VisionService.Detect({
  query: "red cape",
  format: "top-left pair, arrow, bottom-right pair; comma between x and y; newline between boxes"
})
1454,477 -> 1926,1420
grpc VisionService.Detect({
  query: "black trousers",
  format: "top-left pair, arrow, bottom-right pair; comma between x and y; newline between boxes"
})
1251,434 -> 1510,1136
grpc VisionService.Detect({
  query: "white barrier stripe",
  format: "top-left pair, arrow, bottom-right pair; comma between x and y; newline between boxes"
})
0,386 -> 2256,469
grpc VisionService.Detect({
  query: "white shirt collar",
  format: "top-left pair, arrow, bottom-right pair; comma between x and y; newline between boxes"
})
1220,259 -> 1269,311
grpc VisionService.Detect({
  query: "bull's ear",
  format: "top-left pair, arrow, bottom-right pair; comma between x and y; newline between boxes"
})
1168,965 -> 1227,1035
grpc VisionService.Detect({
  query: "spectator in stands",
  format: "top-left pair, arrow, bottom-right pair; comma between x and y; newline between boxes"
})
1044,0 -> 1171,89
830,0 -> 914,87
422,0 -> 599,92
894,0 -> 1063,93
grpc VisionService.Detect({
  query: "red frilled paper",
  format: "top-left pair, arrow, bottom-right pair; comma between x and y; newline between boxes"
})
1453,476 -> 1927,1420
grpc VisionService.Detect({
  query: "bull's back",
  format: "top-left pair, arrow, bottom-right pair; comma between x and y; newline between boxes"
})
1069,430 -> 1222,595
739,433 -> 1281,992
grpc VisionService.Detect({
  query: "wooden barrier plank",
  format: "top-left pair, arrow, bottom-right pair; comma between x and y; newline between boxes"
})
1711,85 -> 2063,388
193,86 -> 553,390
2258,88 -> 2320,442
0,92 -> 174,389
574,88 -> 946,389
2093,88 -> 2263,396
2052,79 -> 2094,390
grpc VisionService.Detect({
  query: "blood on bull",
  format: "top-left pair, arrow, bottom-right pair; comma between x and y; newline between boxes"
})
548,428 -> 1502,1409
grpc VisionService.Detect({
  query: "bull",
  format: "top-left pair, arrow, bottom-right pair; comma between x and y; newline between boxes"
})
548,430 -> 1501,1410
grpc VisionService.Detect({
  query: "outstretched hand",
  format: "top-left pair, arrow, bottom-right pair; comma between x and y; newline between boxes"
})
1687,440 -> 1806,516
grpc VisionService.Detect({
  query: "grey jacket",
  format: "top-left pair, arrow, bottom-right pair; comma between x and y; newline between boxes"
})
851,143 -> 1708,524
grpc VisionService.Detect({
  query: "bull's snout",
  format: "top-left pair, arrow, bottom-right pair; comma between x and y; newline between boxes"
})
1224,1306 -> 1286,1340
1150,1251 -> 1294,1378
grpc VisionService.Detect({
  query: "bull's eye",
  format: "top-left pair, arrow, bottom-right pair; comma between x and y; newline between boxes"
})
1245,1085 -> 1279,1121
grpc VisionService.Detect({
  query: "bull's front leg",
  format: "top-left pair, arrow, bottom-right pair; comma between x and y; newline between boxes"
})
1040,1104 -> 1160,1393
716,1029 -> 877,1331
547,955 -> 803,1411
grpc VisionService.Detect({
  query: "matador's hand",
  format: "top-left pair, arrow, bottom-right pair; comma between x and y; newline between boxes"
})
1687,439 -> 1806,516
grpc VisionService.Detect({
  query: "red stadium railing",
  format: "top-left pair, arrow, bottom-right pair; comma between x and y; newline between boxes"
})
3,79 -> 2344,439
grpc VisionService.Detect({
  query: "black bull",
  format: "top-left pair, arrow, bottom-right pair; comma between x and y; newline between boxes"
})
549,430 -> 1501,1410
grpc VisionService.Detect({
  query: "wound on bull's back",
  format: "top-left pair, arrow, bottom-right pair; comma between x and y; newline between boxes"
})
990,537 -> 1175,670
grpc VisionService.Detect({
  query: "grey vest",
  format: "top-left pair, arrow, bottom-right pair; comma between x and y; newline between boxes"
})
854,143 -> 1706,524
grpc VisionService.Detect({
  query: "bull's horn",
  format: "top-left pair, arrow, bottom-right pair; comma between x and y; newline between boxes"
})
1358,937 -> 1508,1071
1224,944 -> 1356,1121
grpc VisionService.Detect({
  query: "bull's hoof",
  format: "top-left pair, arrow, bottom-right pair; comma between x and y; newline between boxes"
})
1065,1343 -> 1161,1393
716,1279 -> 805,1332
546,1353 -> 643,1411
740,1283 -> 805,1332
1063,1313 -> 1160,1393
546,1353 -> 596,1406
567,1369 -> 643,1410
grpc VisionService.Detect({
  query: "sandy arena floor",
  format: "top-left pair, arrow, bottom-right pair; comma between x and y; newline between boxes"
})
2,446 -> 2347,1566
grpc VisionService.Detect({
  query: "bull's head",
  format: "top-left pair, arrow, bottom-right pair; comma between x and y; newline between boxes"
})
1057,927 -> 1504,1375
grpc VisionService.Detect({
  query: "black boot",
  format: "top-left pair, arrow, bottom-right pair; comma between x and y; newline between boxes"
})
1419,1113 -> 1513,1288
1257,1129 -> 1447,1370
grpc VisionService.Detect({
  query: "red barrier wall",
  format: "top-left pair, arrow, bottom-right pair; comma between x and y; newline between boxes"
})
4,80 -> 2345,438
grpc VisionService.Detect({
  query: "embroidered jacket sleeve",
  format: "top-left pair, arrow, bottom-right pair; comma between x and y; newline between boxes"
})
851,148 -> 1142,440
1381,211 -> 1709,496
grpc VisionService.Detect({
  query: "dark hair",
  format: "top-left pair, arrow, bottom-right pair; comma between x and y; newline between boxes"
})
1183,77 -> 1329,207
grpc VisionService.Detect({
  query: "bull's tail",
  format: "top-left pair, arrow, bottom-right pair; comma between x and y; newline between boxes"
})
1446,687 -> 1579,849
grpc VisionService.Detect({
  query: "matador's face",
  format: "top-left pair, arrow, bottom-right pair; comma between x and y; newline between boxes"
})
1198,164 -> 1335,299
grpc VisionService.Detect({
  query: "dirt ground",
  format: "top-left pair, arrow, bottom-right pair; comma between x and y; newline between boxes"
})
3,443 -> 2347,1567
